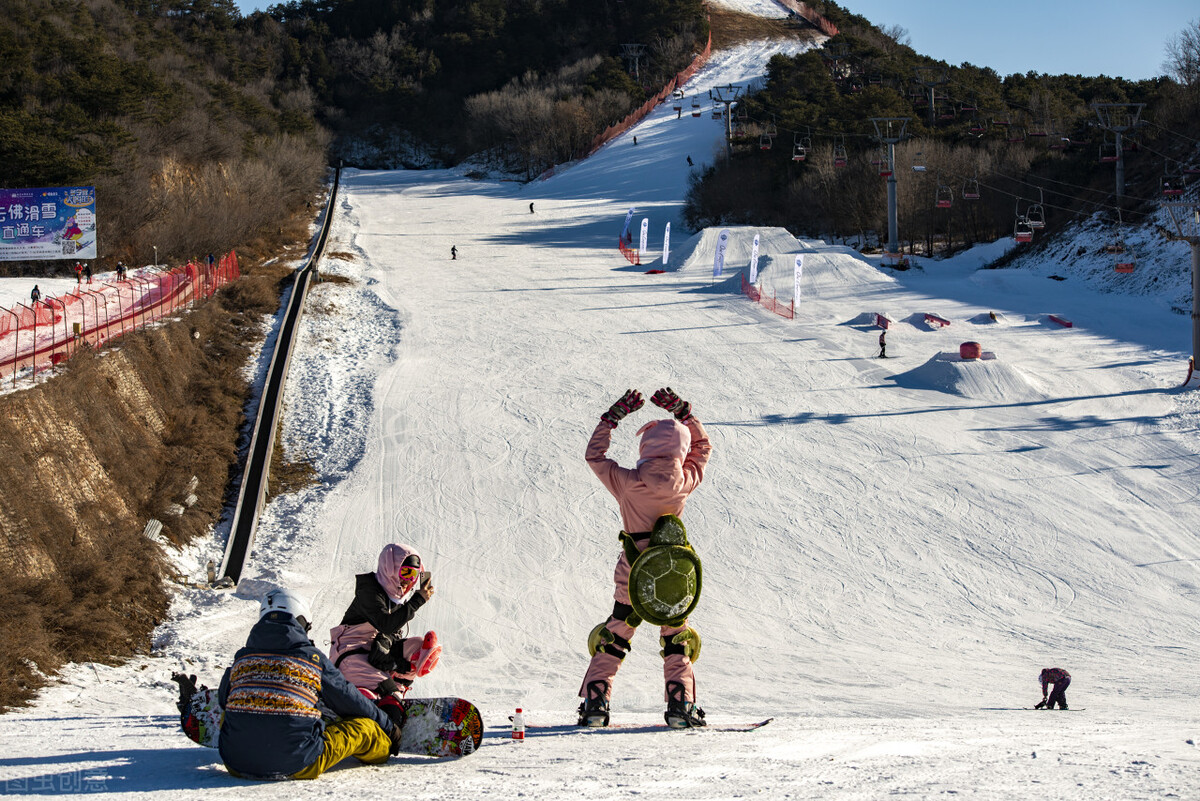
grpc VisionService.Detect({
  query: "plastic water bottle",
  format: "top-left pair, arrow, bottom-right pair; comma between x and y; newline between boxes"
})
511,708 -> 525,742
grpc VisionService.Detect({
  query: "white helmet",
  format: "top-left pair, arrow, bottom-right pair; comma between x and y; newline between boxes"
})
259,588 -> 313,631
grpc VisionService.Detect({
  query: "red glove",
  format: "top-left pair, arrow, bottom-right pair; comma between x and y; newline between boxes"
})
601,389 -> 643,428
651,386 -> 692,422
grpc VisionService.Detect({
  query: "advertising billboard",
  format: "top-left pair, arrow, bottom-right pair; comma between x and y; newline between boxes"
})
0,186 -> 97,261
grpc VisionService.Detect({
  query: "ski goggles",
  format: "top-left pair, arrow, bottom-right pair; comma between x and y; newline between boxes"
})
399,565 -> 421,582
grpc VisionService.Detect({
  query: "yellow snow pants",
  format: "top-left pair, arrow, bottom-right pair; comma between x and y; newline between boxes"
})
292,717 -> 391,779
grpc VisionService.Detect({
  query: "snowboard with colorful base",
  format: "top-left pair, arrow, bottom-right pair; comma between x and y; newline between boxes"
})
174,678 -> 483,758
395,696 -> 484,757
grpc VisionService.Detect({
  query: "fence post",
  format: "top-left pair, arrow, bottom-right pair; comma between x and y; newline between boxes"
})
6,307 -> 16,387
45,297 -> 68,364
17,302 -> 37,380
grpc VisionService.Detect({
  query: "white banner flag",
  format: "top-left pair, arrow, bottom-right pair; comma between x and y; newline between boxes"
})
640,218 -> 649,253
714,229 -> 730,278
793,254 -> 804,308
662,222 -> 671,266
621,207 -> 635,241
749,233 -> 760,284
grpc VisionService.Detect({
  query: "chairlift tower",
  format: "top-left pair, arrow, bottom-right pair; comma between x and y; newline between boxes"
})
711,84 -> 743,162
1162,201 -> 1200,383
913,67 -> 948,126
1092,102 -> 1144,198
620,44 -> 647,80
871,117 -> 909,256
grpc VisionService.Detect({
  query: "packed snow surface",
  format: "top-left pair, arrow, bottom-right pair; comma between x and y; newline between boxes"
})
6,32 -> 1200,801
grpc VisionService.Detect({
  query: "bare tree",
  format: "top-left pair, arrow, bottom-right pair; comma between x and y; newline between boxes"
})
1164,18 -> 1200,86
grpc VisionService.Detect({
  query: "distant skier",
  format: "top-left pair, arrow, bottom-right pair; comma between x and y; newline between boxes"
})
529,202 -> 535,214
209,589 -> 401,779
577,387 -> 712,729
1035,667 -> 1071,710
329,544 -> 441,719
878,330 -> 887,358
633,135 -> 637,145
451,246 -> 457,260
686,155 -> 694,167
30,285 -> 41,304
84,262 -> 92,284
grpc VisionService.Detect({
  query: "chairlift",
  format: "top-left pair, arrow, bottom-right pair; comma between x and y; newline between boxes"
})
1049,135 -> 1068,151
1099,137 -> 1119,162
963,176 -> 981,200
967,115 -> 987,135
912,151 -> 927,173
1014,216 -> 1034,243
1025,189 -> 1045,229
868,73 -> 883,85
833,140 -> 848,168
672,89 -> 684,111
993,113 -> 1012,127
935,176 -> 953,208
712,104 -> 723,119
960,98 -> 979,113
792,135 -> 807,162
1007,127 -> 1026,144
691,96 -> 701,118
765,118 -> 778,138
759,133 -> 773,151
1162,177 -> 1185,197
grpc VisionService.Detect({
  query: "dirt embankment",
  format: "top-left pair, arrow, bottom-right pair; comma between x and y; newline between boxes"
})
0,220 -> 313,711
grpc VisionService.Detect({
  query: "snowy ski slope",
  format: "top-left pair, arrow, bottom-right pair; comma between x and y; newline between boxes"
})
5,10 -> 1200,800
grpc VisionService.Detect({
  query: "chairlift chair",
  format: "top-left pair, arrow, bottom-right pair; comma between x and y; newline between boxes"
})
963,177 -> 981,200
1014,216 -> 1034,243
1007,127 -> 1026,144
765,119 -> 778,138
935,182 -> 953,209
691,96 -> 701,118
1098,140 -> 1118,163
759,133 -> 773,151
1026,204 -> 1045,228
1114,251 -> 1136,273
792,136 -> 807,162
712,104 -> 723,119
833,142 -> 848,168
912,152 -> 927,173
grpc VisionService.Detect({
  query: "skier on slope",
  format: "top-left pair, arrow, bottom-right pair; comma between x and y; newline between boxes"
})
329,544 -> 441,721
211,589 -> 402,779
577,387 -> 712,728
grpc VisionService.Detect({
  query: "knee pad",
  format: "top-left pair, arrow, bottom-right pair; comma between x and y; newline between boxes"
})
587,622 -> 632,660
660,626 -> 701,663
612,601 -> 642,629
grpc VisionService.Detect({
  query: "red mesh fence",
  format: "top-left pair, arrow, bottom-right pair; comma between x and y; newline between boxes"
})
618,237 -> 642,265
1,251 -> 240,385
741,271 -> 794,319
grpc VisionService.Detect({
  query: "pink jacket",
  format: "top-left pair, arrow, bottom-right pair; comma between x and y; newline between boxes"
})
586,416 -> 711,533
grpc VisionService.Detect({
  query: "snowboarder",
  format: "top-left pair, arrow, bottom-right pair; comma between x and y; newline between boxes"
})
686,155 -> 694,167
329,544 -> 441,717
451,246 -> 457,260
529,202 -> 535,214
633,135 -> 638,145
208,588 -> 402,779
30,285 -> 40,304
116,261 -> 126,281
577,387 -> 712,729
84,262 -> 92,284
1035,667 -> 1071,710
878,330 -> 887,358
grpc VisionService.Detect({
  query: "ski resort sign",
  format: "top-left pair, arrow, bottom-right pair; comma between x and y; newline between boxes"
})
0,186 -> 97,261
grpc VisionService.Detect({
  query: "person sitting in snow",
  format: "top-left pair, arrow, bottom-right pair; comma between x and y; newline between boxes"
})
329,544 -> 441,721
577,387 -> 712,729
207,588 -> 403,779
1035,667 -> 1071,710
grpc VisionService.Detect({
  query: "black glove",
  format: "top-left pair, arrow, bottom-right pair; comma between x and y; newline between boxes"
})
651,386 -> 692,421
367,632 -> 397,672
170,672 -> 198,712
387,722 -> 404,756
600,389 -> 643,428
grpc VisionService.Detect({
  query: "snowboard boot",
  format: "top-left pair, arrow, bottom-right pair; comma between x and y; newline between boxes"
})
413,631 -> 441,678
577,680 -> 610,727
664,680 -> 706,729
377,694 -> 408,731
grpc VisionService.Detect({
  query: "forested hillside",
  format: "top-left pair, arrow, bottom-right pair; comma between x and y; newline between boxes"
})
0,0 -> 709,275
686,3 -> 1200,258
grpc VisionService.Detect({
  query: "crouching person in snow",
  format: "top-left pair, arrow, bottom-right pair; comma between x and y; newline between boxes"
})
329,544 -> 441,719
216,589 -> 402,780
577,387 -> 712,729
1035,667 -> 1071,710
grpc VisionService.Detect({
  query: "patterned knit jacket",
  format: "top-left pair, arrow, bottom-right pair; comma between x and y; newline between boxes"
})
217,612 -> 394,778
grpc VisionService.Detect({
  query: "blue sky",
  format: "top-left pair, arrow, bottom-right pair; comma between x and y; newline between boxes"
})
230,0 -> 1196,81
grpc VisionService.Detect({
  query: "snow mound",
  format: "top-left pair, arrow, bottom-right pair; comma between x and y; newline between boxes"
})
889,352 -> 1047,403
669,226 -> 800,273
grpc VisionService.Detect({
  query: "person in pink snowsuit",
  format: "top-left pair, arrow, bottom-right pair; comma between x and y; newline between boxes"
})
578,387 -> 712,728
329,544 -> 441,719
